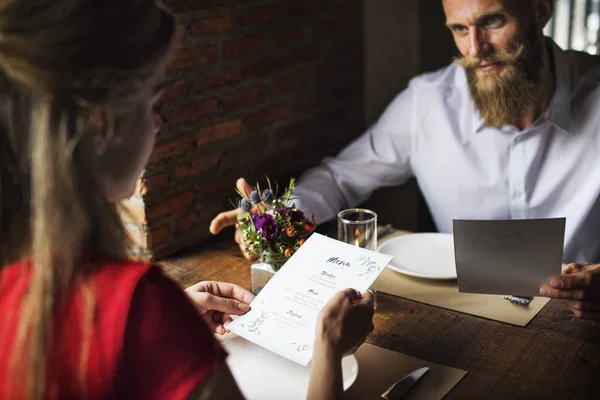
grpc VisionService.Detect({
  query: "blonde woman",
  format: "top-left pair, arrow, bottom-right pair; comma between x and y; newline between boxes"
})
0,1 -> 374,399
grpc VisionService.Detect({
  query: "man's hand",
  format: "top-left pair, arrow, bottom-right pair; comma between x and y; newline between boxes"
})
539,263 -> 600,320
185,281 -> 255,334
209,177 -> 258,260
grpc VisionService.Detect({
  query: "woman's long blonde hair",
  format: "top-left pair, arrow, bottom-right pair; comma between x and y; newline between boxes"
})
0,1 -> 175,398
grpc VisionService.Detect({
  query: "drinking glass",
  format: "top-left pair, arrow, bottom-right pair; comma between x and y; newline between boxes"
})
337,208 -> 378,250
337,208 -> 379,308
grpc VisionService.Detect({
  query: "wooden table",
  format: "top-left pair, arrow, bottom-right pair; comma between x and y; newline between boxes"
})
159,236 -> 600,399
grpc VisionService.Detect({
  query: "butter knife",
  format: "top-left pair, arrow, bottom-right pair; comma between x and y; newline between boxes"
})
381,367 -> 429,400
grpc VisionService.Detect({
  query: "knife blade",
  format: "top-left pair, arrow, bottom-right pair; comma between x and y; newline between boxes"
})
381,367 -> 429,400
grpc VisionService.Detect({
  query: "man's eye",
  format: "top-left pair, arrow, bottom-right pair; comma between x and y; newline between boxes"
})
453,25 -> 467,34
483,15 -> 504,27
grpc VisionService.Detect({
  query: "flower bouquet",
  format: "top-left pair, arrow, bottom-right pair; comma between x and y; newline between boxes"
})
235,178 -> 316,294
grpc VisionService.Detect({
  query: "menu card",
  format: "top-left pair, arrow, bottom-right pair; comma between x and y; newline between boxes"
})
227,233 -> 392,365
453,218 -> 566,296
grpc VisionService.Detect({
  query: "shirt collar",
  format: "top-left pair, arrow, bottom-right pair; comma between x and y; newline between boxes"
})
470,38 -> 572,134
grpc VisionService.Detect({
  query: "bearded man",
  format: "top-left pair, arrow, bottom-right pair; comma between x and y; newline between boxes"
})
211,0 -> 600,318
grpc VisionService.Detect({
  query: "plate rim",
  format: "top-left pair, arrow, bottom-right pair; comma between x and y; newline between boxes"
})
221,336 -> 359,393
377,232 -> 457,280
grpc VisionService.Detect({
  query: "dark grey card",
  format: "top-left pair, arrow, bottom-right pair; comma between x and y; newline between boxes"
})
453,218 -> 565,296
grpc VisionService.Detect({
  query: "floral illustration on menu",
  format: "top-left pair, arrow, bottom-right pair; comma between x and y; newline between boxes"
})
290,341 -> 312,353
356,255 -> 381,279
241,311 -> 269,335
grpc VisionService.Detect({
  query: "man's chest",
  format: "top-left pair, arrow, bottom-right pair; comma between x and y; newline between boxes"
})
410,120 -> 600,223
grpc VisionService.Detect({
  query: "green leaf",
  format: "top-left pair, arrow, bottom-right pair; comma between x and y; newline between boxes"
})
237,211 -> 251,224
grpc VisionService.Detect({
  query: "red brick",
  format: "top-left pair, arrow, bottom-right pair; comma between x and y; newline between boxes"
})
223,36 -> 265,60
147,190 -> 196,221
201,67 -> 242,89
272,26 -> 306,46
272,70 -> 310,94
149,136 -> 195,163
160,79 -> 188,102
174,153 -> 221,181
146,174 -> 169,190
163,0 -> 211,12
137,174 -> 169,196
221,87 -> 262,110
321,79 -> 362,102
241,6 -> 285,25
283,47 -> 313,65
197,120 -> 243,147
165,100 -> 219,126
228,133 -> 269,160
290,90 -> 324,113
169,45 -> 218,70
150,227 -> 171,247
191,15 -> 235,36
244,56 -> 283,78
175,203 -> 225,234
175,212 -> 198,235
214,0 -> 251,4
197,173 -> 240,196
246,105 -> 288,128
312,16 -> 353,37
272,118 -> 315,144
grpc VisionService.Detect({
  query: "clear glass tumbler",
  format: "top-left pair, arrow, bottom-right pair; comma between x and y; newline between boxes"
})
337,208 -> 378,250
337,208 -> 378,308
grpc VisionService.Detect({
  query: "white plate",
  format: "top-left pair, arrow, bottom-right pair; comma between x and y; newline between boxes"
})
222,336 -> 358,399
378,233 -> 457,280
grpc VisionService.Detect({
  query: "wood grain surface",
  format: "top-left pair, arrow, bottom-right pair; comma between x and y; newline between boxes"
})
158,234 -> 600,400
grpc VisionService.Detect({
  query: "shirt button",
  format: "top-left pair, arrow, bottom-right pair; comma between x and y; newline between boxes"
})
513,191 -> 522,198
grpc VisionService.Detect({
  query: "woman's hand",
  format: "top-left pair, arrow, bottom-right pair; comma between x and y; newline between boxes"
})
185,281 -> 255,334
307,288 -> 375,400
315,288 -> 375,357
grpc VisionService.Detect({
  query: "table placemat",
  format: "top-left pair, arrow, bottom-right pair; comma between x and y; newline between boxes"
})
346,344 -> 466,400
376,230 -> 550,326
216,333 -> 466,399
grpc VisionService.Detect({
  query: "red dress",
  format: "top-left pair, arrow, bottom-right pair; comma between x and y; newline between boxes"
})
0,258 -> 222,399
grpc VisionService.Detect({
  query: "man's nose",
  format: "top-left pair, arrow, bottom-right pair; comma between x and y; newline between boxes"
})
468,26 -> 490,58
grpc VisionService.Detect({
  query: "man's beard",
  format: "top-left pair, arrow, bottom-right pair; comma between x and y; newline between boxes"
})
454,42 -> 542,129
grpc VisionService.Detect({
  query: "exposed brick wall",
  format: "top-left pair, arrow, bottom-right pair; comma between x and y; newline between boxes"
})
126,0 -> 365,259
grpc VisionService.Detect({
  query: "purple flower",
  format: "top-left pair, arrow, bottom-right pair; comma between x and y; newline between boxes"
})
290,210 -> 305,222
252,213 -> 279,241
276,208 -> 305,222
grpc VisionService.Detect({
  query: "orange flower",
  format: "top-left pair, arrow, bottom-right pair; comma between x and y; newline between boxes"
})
304,223 -> 316,232
286,225 -> 298,238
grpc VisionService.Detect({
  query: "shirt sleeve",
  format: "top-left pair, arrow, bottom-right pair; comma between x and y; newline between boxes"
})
116,267 -> 225,400
293,86 -> 415,223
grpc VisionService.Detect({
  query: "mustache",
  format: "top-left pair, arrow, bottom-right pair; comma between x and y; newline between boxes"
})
454,44 -> 525,69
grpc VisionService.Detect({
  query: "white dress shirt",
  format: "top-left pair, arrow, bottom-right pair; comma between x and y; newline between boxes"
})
294,40 -> 600,262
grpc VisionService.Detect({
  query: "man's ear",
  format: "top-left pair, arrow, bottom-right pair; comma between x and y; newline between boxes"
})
533,0 -> 554,29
